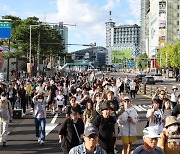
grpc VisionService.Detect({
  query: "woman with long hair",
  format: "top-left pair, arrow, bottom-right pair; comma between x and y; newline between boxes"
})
83,100 -> 97,128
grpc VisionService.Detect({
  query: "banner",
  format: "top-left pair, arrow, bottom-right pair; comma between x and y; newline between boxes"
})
112,49 -> 132,64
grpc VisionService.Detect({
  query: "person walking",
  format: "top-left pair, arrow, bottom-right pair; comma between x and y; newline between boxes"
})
93,100 -> 116,154
146,99 -> 164,134
129,80 -> 136,99
117,97 -> 138,154
32,93 -> 47,145
69,125 -> 107,154
0,92 -> 13,147
59,108 -> 84,154
170,86 -> 179,109
132,126 -> 164,154
157,116 -> 180,154
17,84 -> 27,116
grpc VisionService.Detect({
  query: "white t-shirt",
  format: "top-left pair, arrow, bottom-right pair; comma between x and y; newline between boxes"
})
36,86 -> 44,93
129,82 -> 136,90
170,92 -> 179,102
56,95 -> 64,106
146,109 -> 164,134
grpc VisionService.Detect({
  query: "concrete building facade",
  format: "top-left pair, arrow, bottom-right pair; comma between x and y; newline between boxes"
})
105,17 -> 140,65
141,0 -> 180,58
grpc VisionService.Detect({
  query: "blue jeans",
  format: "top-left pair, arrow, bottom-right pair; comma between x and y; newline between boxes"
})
35,118 -> 46,141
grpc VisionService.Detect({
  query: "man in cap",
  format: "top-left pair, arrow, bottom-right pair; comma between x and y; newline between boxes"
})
93,100 -> 116,154
132,126 -> 163,154
157,116 -> 180,154
69,125 -> 107,154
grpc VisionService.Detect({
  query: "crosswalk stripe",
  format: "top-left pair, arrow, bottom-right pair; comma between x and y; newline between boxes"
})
132,104 -> 151,112
132,104 -> 142,112
138,105 -> 147,111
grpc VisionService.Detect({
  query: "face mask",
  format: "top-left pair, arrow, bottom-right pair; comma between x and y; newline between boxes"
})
1,96 -> 6,101
38,99 -> 43,102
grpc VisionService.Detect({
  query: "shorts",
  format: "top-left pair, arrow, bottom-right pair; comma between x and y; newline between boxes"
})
58,105 -> 63,109
122,136 -> 137,144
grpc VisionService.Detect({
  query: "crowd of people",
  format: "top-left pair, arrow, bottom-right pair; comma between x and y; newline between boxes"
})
0,71 -> 180,154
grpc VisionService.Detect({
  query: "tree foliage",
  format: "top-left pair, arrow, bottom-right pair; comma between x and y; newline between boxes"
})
2,15 -> 64,62
158,40 -> 180,68
135,53 -> 148,70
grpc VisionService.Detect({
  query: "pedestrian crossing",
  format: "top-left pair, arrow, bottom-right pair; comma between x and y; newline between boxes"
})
132,104 -> 152,112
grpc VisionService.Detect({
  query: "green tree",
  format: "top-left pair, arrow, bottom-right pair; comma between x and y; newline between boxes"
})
136,53 -> 148,70
2,15 -> 64,76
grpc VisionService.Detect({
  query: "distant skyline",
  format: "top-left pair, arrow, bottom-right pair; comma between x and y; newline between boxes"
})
0,0 -> 141,52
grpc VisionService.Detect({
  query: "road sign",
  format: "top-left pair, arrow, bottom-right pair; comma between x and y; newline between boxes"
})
0,22 -> 12,39
127,61 -> 135,67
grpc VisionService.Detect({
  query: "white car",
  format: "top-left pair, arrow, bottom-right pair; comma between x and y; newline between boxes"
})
151,74 -> 163,82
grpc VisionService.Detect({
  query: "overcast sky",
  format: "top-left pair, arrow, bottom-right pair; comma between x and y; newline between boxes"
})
0,0 -> 141,52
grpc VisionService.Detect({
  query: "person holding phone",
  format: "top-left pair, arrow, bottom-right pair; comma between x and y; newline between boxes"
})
117,97 -> 138,154
146,99 -> 164,134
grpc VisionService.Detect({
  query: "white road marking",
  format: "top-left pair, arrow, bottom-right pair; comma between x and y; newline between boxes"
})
132,104 -> 152,112
46,113 -> 58,136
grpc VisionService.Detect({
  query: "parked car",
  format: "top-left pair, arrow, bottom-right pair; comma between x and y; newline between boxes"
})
142,76 -> 155,85
151,74 -> 163,82
135,74 -> 146,83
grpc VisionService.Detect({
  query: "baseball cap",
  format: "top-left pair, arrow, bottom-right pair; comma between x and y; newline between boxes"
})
143,126 -> 160,138
84,126 -> 99,137
101,100 -> 112,111
124,96 -> 131,101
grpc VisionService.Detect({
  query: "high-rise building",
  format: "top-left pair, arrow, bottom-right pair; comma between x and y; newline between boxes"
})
105,14 -> 140,65
53,22 -> 68,52
141,0 -> 180,59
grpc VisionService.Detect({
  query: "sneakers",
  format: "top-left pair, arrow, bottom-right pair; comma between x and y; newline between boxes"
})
40,140 -> 44,145
38,137 -> 41,143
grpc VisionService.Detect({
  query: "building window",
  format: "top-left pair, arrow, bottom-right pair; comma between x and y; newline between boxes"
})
177,21 -> 179,25
178,5 -> 180,9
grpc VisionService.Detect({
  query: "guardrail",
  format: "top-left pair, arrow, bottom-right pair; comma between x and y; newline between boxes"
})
138,83 -> 169,98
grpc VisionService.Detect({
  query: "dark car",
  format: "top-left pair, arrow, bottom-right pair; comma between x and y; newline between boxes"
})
142,76 -> 155,85
135,74 -> 146,83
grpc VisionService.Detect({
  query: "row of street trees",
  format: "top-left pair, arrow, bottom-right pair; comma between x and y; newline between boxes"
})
157,40 -> 180,71
0,15 -> 71,77
135,40 -> 180,74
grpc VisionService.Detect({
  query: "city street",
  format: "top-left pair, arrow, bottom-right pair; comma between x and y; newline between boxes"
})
1,72 -> 179,154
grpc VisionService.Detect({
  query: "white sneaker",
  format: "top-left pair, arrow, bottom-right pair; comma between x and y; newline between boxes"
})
40,140 -> 44,145
38,137 -> 41,143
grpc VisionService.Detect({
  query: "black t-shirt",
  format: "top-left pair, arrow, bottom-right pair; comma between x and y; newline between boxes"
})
59,118 -> 84,151
93,115 -> 115,149
48,85 -> 57,98
66,104 -> 82,116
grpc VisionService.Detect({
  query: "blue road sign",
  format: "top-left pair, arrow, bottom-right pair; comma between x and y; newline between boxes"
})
0,22 -> 11,39
127,62 -> 135,67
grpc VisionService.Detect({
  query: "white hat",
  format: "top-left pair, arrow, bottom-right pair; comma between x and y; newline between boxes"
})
172,86 -> 178,90
143,126 -> 160,138
76,88 -> 81,92
123,96 -> 131,101
50,80 -> 54,85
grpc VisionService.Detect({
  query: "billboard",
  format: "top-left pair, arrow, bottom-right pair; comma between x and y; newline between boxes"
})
112,49 -> 132,64
159,1 -> 166,46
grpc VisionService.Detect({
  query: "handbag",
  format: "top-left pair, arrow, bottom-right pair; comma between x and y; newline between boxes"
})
73,123 -> 83,144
